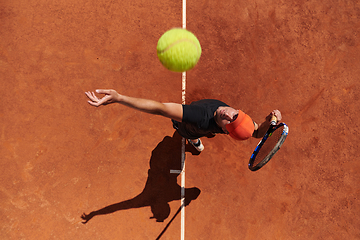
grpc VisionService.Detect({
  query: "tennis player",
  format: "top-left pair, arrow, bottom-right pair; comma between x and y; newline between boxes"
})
85,89 -> 282,152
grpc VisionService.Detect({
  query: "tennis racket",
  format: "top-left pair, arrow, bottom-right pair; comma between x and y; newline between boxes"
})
248,115 -> 289,171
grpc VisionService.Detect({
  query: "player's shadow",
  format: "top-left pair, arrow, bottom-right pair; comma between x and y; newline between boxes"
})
81,131 -> 201,224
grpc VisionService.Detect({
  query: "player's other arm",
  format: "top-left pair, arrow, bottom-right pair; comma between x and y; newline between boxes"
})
252,110 -> 282,138
85,89 -> 183,122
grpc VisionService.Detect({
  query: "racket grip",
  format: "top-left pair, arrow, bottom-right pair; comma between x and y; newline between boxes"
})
270,115 -> 277,125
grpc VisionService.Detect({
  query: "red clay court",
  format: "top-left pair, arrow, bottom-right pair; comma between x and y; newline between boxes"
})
1,0 -> 360,239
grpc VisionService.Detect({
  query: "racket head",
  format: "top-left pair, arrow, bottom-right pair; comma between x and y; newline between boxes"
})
248,123 -> 289,171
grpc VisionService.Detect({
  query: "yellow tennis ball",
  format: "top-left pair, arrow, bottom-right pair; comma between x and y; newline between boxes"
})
157,28 -> 202,72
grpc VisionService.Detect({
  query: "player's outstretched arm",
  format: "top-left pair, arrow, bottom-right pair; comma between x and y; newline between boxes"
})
252,110 -> 282,138
85,89 -> 183,122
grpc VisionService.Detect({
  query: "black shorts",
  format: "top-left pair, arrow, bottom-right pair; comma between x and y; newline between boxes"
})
171,119 -> 194,139
171,119 -> 210,139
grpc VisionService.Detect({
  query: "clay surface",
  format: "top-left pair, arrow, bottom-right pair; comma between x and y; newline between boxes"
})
1,0 -> 359,239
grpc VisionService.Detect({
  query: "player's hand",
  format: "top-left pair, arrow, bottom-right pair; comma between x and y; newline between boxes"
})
266,110 -> 282,122
85,89 -> 120,107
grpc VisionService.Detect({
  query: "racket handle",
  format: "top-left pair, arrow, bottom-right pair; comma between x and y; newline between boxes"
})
270,115 -> 277,125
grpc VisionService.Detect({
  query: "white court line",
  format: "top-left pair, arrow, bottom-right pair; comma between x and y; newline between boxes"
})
169,5 -> 186,237
181,1 -> 186,240
180,136 -> 186,240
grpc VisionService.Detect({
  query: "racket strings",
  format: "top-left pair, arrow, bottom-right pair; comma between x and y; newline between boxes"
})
253,126 -> 284,166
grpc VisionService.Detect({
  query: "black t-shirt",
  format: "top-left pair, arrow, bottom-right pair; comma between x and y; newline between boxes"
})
173,99 -> 229,139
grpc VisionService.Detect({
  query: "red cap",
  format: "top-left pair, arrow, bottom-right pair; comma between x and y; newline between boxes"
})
226,110 -> 254,140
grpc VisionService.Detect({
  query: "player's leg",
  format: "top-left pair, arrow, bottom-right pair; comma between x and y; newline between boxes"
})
171,120 -> 204,152
188,138 -> 204,152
